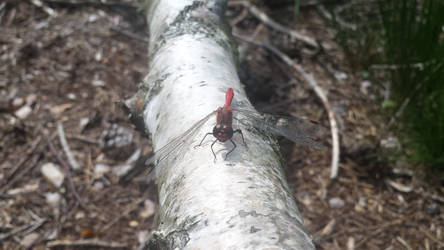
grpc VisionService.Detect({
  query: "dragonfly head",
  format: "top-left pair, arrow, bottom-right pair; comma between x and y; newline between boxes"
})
213,124 -> 233,142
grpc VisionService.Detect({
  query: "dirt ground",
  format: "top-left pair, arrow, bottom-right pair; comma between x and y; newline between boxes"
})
1,1 -> 443,249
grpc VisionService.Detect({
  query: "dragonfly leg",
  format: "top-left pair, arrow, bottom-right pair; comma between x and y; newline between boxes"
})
225,139 -> 237,160
233,129 -> 247,147
210,139 -> 218,162
194,132 -> 213,149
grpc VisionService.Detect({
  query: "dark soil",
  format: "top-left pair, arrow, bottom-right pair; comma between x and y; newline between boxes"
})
1,1 -> 443,249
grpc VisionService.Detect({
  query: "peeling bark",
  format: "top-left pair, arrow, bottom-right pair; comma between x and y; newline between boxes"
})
138,0 -> 315,249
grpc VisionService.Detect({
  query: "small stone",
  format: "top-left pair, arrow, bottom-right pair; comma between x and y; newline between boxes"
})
129,220 -> 139,227
92,79 -> 105,87
94,50 -> 102,62
41,163 -> 65,188
88,14 -> 99,23
381,136 -> 400,149
334,71 -> 348,81
360,80 -> 371,95
12,97 -> 24,107
45,192 -> 61,207
92,181 -> 104,190
75,211 -> 85,219
14,105 -> 32,119
138,230 -> 150,244
25,94 -> 37,105
113,164 -> 131,177
79,117 -> 90,130
22,233 -> 39,248
94,164 -> 110,178
329,197 -> 345,208
426,203 -> 440,216
67,93 -> 76,100
140,199 -> 156,218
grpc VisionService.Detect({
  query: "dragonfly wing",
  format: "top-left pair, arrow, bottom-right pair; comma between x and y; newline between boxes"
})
235,108 -> 327,149
146,111 -> 216,166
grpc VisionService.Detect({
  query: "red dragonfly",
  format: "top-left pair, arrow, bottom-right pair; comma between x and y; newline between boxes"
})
144,88 -> 326,167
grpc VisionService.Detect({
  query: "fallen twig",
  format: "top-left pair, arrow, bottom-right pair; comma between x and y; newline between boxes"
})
102,196 -> 145,231
419,227 -> 444,248
234,32 -> 340,179
47,239 -> 127,248
30,0 -> 57,17
57,122 -> 81,170
45,132 -> 83,206
0,218 -> 46,241
229,6 -> 248,27
1,136 -> 42,190
110,25 -> 149,43
229,1 -> 319,49
42,0 -> 137,9
396,236 -> 413,250
66,134 -> 99,144
414,188 -> 444,204
388,82 -> 422,128
354,219 -> 403,249
317,4 -> 357,31
385,179 -> 413,193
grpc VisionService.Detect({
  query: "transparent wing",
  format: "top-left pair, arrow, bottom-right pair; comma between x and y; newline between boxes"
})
145,111 -> 216,167
235,108 -> 327,149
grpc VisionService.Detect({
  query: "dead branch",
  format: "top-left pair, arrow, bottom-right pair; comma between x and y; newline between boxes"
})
47,239 -> 127,248
317,4 -> 357,31
44,131 -> 83,206
101,196 -> 145,231
419,227 -> 444,248
110,25 -> 149,43
0,218 -> 46,241
234,32 -> 340,179
30,0 -> 57,17
1,135 -> 42,189
42,0 -> 137,9
66,134 -> 99,145
229,1 -> 319,49
57,122 -> 81,170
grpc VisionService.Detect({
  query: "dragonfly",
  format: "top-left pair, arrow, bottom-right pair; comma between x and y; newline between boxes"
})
143,88 -> 326,168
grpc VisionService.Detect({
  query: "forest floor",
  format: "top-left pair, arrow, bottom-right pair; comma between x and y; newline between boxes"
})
0,0 -> 443,249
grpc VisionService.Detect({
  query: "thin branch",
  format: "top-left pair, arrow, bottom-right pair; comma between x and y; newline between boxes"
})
234,32 -> 340,179
57,122 -> 81,170
110,25 -> 149,43
45,131 -> 83,206
42,0 -> 137,9
419,227 -> 444,248
229,1 -> 319,49
0,218 -> 46,241
66,134 -> 99,145
101,197 -> 145,232
1,136 -> 42,190
30,0 -> 57,17
317,4 -> 357,31
47,239 -> 127,249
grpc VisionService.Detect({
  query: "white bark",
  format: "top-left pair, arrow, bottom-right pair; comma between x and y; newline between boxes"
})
139,0 -> 315,249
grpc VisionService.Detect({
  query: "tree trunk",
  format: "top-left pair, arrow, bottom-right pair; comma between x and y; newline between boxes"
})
138,0 -> 315,249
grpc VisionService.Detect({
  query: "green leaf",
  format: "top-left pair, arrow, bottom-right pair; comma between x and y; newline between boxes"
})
382,100 -> 396,108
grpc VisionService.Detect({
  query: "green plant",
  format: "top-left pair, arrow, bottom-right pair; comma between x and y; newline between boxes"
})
323,0 -> 444,170
378,0 -> 444,170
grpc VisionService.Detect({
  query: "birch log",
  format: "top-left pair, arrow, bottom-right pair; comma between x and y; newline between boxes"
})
138,0 -> 315,249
